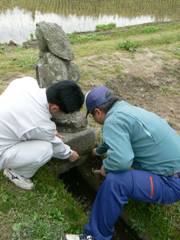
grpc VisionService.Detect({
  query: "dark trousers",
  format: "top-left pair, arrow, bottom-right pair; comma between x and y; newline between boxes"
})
84,170 -> 180,240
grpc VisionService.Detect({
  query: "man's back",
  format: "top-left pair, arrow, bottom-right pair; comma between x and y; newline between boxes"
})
0,77 -> 55,159
103,101 -> 180,176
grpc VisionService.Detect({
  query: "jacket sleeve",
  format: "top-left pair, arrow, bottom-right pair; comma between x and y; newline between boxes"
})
96,142 -> 109,155
102,116 -> 134,172
21,127 -> 72,159
51,136 -> 72,159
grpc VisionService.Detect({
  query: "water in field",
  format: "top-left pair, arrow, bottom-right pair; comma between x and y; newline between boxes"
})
0,0 -> 179,44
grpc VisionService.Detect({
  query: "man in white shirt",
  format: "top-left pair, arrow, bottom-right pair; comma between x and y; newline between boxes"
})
0,76 -> 84,190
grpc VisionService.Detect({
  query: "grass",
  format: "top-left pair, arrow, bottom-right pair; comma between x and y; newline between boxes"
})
68,33 -> 106,44
68,21 -> 180,46
0,163 -> 87,240
117,40 -> 139,52
0,45 -> 38,84
68,23 -> 180,60
0,21 -> 180,240
68,22 -> 119,44
160,85 -> 180,96
140,25 -> 160,34
125,201 -> 180,240
96,23 -> 116,31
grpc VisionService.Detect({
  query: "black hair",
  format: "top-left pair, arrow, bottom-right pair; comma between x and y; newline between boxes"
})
46,80 -> 84,113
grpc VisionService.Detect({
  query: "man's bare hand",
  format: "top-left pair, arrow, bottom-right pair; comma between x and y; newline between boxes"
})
100,165 -> 106,176
92,148 -> 97,157
69,150 -> 80,162
55,131 -> 64,139
92,166 -> 106,176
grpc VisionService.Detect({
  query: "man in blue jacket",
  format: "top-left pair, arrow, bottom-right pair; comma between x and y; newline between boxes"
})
65,86 -> 180,240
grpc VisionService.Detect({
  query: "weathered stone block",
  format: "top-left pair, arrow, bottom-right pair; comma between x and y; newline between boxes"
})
36,53 -> 69,87
53,112 -> 87,133
36,22 -> 74,61
36,22 -> 80,87
52,127 -> 96,174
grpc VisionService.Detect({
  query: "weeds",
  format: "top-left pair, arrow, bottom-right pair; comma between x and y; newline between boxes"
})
170,47 -> 180,59
12,217 -> 65,240
141,26 -> 160,33
126,201 -> 180,240
11,56 -> 37,70
0,164 -> 86,239
96,23 -> 116,31
68,33 -> 105,44
117,40 -> 139,52
0,45 -> 5,54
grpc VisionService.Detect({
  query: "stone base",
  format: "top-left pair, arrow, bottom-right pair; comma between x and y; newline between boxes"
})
49,127 -> 96,174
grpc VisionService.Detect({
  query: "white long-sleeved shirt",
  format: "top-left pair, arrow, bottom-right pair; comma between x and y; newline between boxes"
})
0,77 -> 71,168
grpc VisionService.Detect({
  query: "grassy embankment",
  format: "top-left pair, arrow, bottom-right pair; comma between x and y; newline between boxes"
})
0,21 -> 180,240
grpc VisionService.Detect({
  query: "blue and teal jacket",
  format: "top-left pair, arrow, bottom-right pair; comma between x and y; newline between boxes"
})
96,101 -> 180,176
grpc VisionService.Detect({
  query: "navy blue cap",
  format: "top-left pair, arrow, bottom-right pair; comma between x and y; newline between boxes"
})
85,86 -> 111,116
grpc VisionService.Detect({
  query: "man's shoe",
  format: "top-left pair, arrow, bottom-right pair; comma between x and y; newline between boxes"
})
3,169 -> 34,190
64,234 -> 94,240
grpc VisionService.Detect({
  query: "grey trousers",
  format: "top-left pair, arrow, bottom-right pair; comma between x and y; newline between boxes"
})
0,140 -> 70,178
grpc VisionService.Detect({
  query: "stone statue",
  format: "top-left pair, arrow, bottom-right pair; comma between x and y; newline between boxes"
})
36,21 -> 80,87
35,21 -> 95,173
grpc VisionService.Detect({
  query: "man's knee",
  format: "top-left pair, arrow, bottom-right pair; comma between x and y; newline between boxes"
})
104,171 -> 133,195
35,141 -> 53,163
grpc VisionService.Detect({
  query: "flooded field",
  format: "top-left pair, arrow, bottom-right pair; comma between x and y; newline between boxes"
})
0,0 -> 179,44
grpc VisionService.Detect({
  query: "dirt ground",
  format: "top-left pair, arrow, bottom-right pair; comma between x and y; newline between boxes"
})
87,48 -> 180,133
122,50 -> 179,132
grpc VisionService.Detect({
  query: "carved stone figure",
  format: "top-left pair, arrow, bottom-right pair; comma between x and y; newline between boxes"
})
35,22 -> 95,173
36,22 -> 80,87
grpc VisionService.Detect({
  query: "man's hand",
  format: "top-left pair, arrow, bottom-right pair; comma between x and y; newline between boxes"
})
100,165 -> 106,176
92,148 -> 97,157
92,166 -> 106,176
55,131 -> 64,140
69,150 -> 80,162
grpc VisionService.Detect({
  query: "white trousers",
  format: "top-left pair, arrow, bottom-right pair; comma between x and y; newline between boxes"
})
0,140 -> 66,178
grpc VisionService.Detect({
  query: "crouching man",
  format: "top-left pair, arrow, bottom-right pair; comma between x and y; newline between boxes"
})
0,76 -> 84,190
65,86 -> 180,240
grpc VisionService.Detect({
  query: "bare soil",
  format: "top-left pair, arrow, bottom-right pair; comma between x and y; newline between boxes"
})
80,48 -> 180,134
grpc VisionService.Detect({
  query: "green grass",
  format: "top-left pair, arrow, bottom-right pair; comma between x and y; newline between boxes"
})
96,23 -> 116,31
0,163 -> 87,239
68,21 -> 180,45
67,23 -> 180,62
0,45 -> 38,83
140,26 -> 160,34
160,85 -> 180,96
68,32 -> 108,44
171,47 -> 180,59
126,201 -> 180,240
117,40 -> 139,52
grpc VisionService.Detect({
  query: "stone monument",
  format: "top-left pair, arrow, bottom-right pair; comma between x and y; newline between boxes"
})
35,21 -> 95,173
35,21 -> 80,87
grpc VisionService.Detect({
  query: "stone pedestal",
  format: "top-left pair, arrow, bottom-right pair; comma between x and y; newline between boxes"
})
56,127 -> 95,174
53,111 -> 95,173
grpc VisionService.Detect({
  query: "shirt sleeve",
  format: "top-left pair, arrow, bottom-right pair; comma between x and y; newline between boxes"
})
21,126 -> 56,142
96,142 -> 109,155
51,136 -> 72,159
21,127 -> 72,159
102,116 -> 134,172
